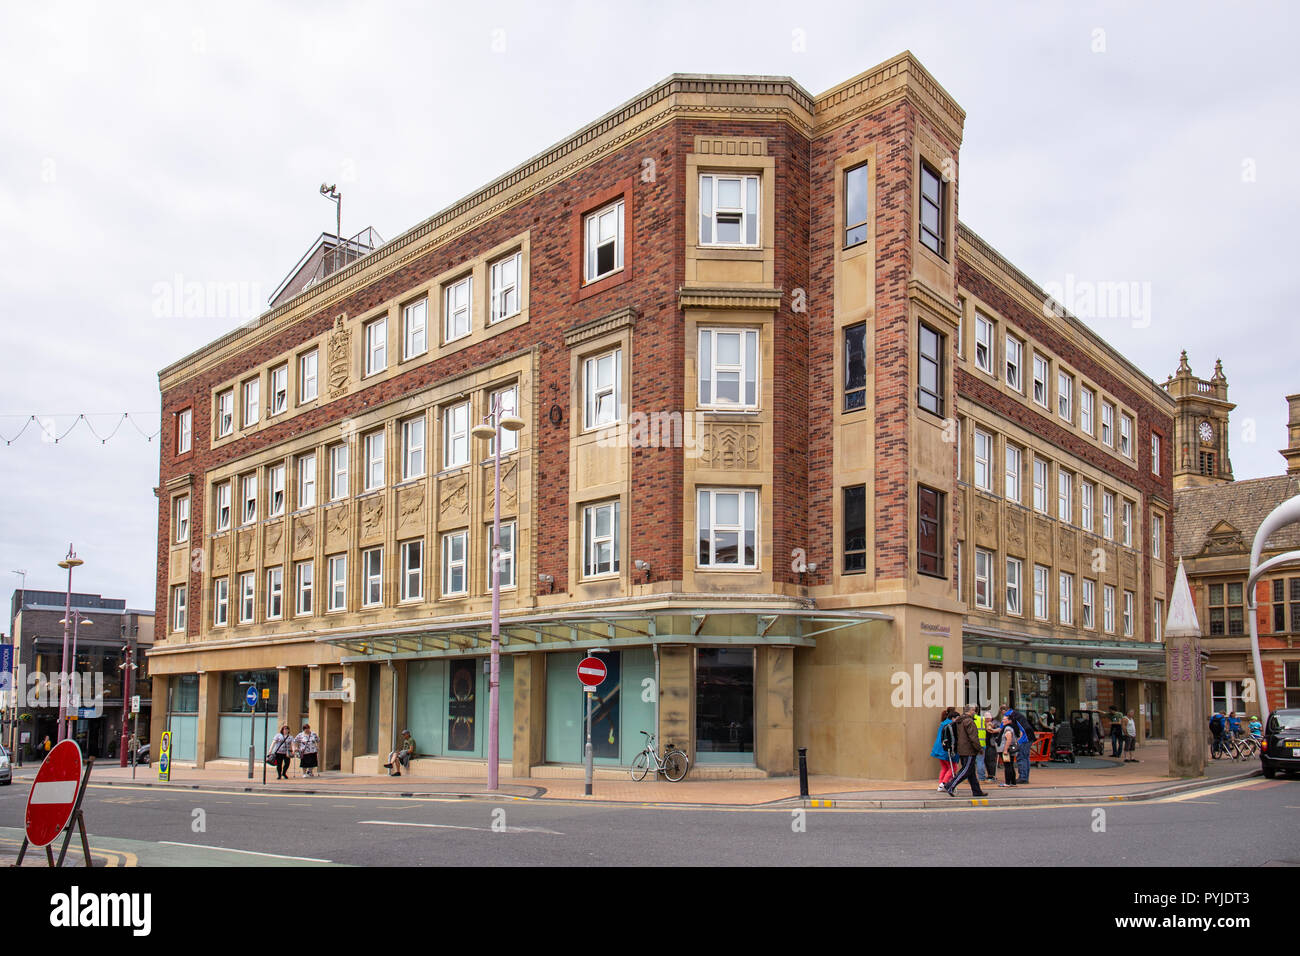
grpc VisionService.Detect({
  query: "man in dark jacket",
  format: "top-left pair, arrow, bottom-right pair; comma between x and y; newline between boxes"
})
943,706 -> 988,797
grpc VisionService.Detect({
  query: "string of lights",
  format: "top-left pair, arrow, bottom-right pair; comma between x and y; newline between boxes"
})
0,413 -> 162,445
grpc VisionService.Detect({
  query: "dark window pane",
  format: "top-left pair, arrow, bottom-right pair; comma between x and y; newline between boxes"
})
844,324 -> 867,410
844,485 -> 867,573
1274,602 -> 1286,633
1291,578 -> 1300,602
917,485 -> 944,577
845,163 -> 869,247
1228,607 -> 1244,635
1209,584 -> 1223,606
1210,608 -> 1225,636
1227,582 -> 1243,605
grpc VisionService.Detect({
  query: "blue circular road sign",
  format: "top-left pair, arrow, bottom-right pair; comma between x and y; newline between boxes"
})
246,686 -> 258,708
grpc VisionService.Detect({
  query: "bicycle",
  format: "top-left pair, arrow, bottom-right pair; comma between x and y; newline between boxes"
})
629,731 -> 690,782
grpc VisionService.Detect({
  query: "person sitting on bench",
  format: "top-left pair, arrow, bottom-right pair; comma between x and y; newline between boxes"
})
385,730 -> 416,776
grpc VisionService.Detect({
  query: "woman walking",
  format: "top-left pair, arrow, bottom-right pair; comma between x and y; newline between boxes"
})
997,713 -> 1019,787
268,724 -> 294,780
930,707 -> 959,791
295,722 -> 320,777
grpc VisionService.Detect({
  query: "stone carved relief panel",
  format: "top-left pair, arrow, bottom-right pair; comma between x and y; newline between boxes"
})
293,515 -> 315,556
1033,519 -> 1052,563
236,528 -> 256,569
397,484 -> 426,532
1057,527 -> 1076,569
438,472 -> 469,527
360,496 -> 385,543
482,460 -> 518,516
973,495 -> 997,548
325,504 -> 350,550
698,423 -> 761,470
264,521 -> 284,564
1004,509 -> 1026,556
327,313 -> 351,399
212,536 -> 231,574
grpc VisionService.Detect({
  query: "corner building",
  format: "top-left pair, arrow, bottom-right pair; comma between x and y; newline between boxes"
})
150,53 -> 1175,781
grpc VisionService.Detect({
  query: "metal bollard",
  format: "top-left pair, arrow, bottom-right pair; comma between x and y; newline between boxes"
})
798,747 -> 809,797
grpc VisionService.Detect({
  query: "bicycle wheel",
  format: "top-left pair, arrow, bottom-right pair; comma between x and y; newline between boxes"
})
662,749 -> 690,782
630,750 -> 650,781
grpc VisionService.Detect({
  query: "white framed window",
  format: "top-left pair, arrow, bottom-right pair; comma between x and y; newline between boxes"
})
488,521 -> 516,589
299,349 -> 318,403
1103,584 -> 1116,633
1122,500 -> 1134,547
1081,387 -> 1094,436
1005,556 -> 1023,616
1153,598 -> 1164,642
298,453 -> 316,510
1081,481 -> 1094,532
268,463 -> 285,518
171,584 -> 187,632
441,532 -> 467,596
1004,444 -> 1021,503
699,173 -> 760,247
243,378 -> 260,427
1032,354 -> 1049,407
1059,572 -> 1074,625
444,276 -> 472,343
1083,579 -> 1096,630
217,389 -> 234,437
295,560 -> 313,616
1058,470 -> 1072,523
239,571 -> 255,623
362,547 -> 383,607
1123,590 -> 1135,636
364,316 -> 387,375
490,252 -> 522,323
1151,433 -> 1161,475
844,162 -> 869,248
1034,564 -> 1049,620
402,416 -> 425,480
698,327 -> 759,408
973,428 -> 993,492
974,548 -> 993,610
584,199 -> 624,282
974,314 -> 993,374
270,364 -> 288,416
403,297 -> 428,359
584,348 -> 622,429
1211,680 -> 1248,717
266,567 -> 283,620
1120,414 -> 1133,458
1102,490 -> 1115,539
329,443 -> 349,500
177,408 -> 192,454
327,554 -> 347,612
1101,402 -> 1114,446
400,540 -> 423,602
241,474 -> 258,525
584,499 -> 623,576
1004,335 -> 1022,391
696,488 -> 758,569
216,482 -> 231,532
443,401 -> 470,470
489,385 -> 519,456
364,430 -> 385,491
1152,512 -> 1164,559
1033,457 -> 1049,513
1058,371 -> 1072,422
175,495 -> 190,543
213,577 -> 229,627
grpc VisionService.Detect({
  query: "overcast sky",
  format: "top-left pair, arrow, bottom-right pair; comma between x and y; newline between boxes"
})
1,1 -> 1296,610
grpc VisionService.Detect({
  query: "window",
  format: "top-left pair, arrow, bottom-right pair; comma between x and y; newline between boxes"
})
1080,388 -> 1094,436
327,554 -> 346,612
584,198 -> 624,282
583,500 -> 622,577
843,485 -> 867,574
364,430 -> 385,491
1199,451 -> 1216,477
973,429 -> 993,492
364,316 -> 387,375
917,322 -> 944,416
1285,661 -> 1300,708
918,160 -> 945,256
1033,457 -> 1049,514
402,417 -> 425,480
1101,402 -> 1114,447
172,585 -> 186,632
444,276 -> 472,343
362,548 -> 383,607
241,474 -> 257,525
213,577 -> 229,627
1058,470 -> 1072,523
217,389 -> 234,437
489,521 -> 517,589
1004,444 -> 1022,503
844,324 -> 867,411
697,488 -> 757,569
489,385 -> 519,456
490,252 -> 522,323
1120,414 -> 1133,458
1102,491 -> 1115,539
175,495 -> 190,543
699,173 -> 759,247
916,485 -> 945,577
1151,433 -> 1161,475
295,561 -> 313,616
1032,354 -> 1049,407
243,378 -> 260,428
266,567 -> 283,620
1211,680 -> 1247,718
1058,372 -> 1073,422
1271,579 -> 1286,633
216,482 -> 231,531
443,402 -> 470,469
1082,580 -> 1096,629
403,297 -> 428,359
698,328 -> 759,409
270,364 -> 288,416
1004,335 -> 1022,391
974,314 -> 993,374
1034,565 -> 1049,620
1103,585 -> 1116,633
844,162 -> 869,247
1122,500 -> 1134,547
1060,572 -> 1074,625
974,548 -> 993,610
1005,557 -> 1023,615
400,540 -> 423,602
268,464 -> 285,517
298,453 -> 316,510
1123,590 -> 1134,636
299,349 -> 318,403
584,349 -> 621,429
1153,598 -> 1164,642
441,533 -> 467,596
329,443 -> 349,500
239,572 -> 255,623
1081,481 -> 1094,533
956,541 -> 964,600
1208,582 -> 1245,636
177,408 -> 192,454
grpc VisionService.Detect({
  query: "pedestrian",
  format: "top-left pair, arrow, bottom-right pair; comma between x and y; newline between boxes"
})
268,724 -> 294,780
1249,715 -> 1262,739
1109,707 -> 1124,757
930,707 -> 959,791
997,714 -> 1018,787
1209,711 -> 1226,757
1007,708 -> 1033,784
1043,706 -> 1059,731
1123,710 -> 1138,763
385,729 -> 416,776
973,708 -> 989,782
943,706 -> 988,797
295,722 -> 321,777
983,709 -> 1000,780
41,735 -> 52,755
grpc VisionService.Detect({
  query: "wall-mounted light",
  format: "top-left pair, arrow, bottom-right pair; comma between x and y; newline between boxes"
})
538,573 -> 555,594
634,559 -> 652,583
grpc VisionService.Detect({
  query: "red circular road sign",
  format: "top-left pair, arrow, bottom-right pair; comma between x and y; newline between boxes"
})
25,739 -> 83,848
577,656 -> 607,688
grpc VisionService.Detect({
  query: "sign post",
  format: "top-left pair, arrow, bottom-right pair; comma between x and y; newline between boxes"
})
158,730 -> 171,781
262,687 -> 270,785
577,656 -> 607,797
16,739 -> 93,867
244,683 -> 258,779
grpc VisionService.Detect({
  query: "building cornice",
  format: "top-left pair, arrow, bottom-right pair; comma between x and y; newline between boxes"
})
564,306 -> 638,348
677,286 -> 784,311
814,50 -> 965,147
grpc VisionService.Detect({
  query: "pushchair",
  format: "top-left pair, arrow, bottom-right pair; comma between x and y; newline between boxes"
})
1050,719 -> 1076,762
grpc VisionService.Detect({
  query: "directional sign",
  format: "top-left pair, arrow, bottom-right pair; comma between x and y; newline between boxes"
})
577,656 -> 607,688
0,643 -> 13,693
131,695 -> 141,714
246,686 -> 258,708
1093,659 -> 1139,672
158,731 -> 172,781
25,740 -> 83,848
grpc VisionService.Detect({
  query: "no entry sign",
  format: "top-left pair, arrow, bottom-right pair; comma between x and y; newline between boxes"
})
26,739 -> 83,848
577,656 -> 607,689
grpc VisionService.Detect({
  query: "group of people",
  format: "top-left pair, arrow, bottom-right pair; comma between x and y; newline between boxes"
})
1106,708 -> 1141,762
267,723 -> 321,779
1208,710 -> 1262,755
931,705 -> 1040,796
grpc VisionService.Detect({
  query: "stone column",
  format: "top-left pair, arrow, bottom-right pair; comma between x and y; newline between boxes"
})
511,652 -> 546,778
1164,560 -> 1206,777
307,665 -> 325,739
341,662 -> 361,771
148,675 -> 169,761
195,671 -> 220,768
658,646 -> 693,758
755,646 -> 794,775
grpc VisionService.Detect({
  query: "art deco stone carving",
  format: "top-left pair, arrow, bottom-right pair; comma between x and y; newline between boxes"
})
439,473 -> 469,523
236,529 -> 255,567
325,504 -> 350,548
974,496 -> 996,545
264,521 -> 284,562
1005,510 -> 1026,553
361,497 -> 384,540
327,312 -> 351,398
398,485 -> 426,531
484,460 -> 518,515
212,536 -> 230,573
698,423 -> 761,470
293,515 -> 315,555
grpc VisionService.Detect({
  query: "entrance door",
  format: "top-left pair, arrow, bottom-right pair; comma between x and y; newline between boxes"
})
324,707 -> 342,770
695,648 -> 754,764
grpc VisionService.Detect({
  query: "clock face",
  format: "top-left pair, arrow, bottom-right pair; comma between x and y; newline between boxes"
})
1199,421 -> 1214,444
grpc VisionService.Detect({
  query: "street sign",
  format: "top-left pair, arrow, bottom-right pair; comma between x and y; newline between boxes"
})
0,643 -> 13,693
261,688 -> 270,699
25,739 -> 83,848
1092,659 -> 1139,672
577,656 -> 607,688
131,695 -> 140,714
158,730 -> 172,781
246,686 -> 258,708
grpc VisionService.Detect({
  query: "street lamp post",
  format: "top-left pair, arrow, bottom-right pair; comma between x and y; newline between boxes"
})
60,612 -> 92,747
56,545 -> 83,743
471,395 -> 524,792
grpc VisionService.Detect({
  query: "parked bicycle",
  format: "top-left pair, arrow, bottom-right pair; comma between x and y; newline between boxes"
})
629,731 -> 690,782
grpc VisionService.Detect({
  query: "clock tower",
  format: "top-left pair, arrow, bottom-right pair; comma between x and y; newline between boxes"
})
1164,351 -> 1235,490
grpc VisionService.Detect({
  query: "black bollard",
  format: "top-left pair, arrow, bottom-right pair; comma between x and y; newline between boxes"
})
798,747 -> 809,797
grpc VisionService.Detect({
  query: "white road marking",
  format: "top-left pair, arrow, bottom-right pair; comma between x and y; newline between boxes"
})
158,841 -> 333,862
359,820 -> 563,835
30,781 -> 77,804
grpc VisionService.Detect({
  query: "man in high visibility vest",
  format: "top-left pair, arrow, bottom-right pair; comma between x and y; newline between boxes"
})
973,710 -> 988,782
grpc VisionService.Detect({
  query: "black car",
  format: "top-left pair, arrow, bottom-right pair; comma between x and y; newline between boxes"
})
1260,708 -> 1300,779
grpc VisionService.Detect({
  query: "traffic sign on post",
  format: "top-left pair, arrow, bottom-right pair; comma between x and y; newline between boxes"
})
577,656 -> 607,688
130,695 -> 140,714
25,739 -> 83,848
246,686 -> 258,708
